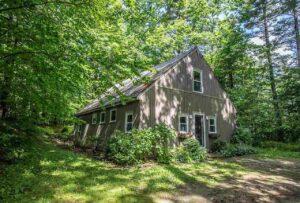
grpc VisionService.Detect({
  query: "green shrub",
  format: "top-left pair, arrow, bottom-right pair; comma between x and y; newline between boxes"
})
175,146 -> 192,163
221,143 -> 256,157
259,141 -> 300,152
211,138 -> 227,152
107,124 -> 175,165
0,133 -> 27,162
153,124 -> 176,163
175,138 -> 207,163
232,127 -> 253,145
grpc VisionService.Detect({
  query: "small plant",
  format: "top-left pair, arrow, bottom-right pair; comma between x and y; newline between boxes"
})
221,143 -> 256,157
175,138 -> 207,163
211,138 -> 227,153
232,127 -> 253,145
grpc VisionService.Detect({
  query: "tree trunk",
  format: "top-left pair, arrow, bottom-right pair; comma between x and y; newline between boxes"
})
1,13 -> 14,119
262,3 -> 282,138
292,7 -> 300,67
228,70 -> 234,89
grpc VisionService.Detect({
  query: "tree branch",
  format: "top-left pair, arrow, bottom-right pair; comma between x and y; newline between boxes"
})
0,1 -> 89,13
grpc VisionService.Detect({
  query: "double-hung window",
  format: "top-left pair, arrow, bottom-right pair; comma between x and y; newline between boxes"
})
125,112 -> 133,132
110,109 -> 116,123
100,112 -> 106,124
179,115 -> 188,133
208,116 -> 217,133
92,113 -> 97,124
193,70 -> 203,93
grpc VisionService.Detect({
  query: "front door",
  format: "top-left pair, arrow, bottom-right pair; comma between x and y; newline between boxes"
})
195,115 -> 204,146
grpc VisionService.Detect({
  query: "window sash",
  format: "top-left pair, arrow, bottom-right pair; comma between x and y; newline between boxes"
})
110,110 -> 116,122
193,70 -> 203,93
179,115 -> 188,133
208,117 -> 217,133
100,112 -> 106,124
125,112 -> 133,132
92,113 -> 97,124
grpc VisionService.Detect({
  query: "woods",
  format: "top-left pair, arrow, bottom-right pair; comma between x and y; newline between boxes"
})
1,1 -> 300,202
0,0 -> 299,147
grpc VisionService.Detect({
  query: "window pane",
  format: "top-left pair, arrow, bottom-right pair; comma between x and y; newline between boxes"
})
92,113 -> 97,123
180,116 -> 186,123
194,71 -> 201,81
209,119 -> 215,125
127,123 -> 133,132
101,113 -> 105,122
127,114 -> 133,122
111,110 -> 116,121
194,81 -> 202,92
180,124 -> 187,132
210,126 -> 215,132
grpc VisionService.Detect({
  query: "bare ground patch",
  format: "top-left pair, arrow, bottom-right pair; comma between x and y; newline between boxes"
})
151,157 -> 300,203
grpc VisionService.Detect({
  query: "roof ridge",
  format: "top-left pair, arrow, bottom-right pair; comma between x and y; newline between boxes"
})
76,46 -> 198,116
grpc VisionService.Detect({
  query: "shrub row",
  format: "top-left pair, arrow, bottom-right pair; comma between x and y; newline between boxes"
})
107,124 -> 207,165
211,126 -> 256,157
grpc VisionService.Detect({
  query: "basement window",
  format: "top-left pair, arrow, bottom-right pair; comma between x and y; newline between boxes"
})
193,70 -> 203,93
100,112 -> 106,124
110,109 -> 116,123
208,116 -> 217,133
92,113 -> 97,124
179,115 -> 188,133
125,112 -> 133,132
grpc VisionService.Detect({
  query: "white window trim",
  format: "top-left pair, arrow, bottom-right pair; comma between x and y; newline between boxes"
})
208,116 -> 217,134
125,111 -> 134,133
110,109 -> 117,123
92,113 -> 97,125
178,114 -> 189,133
193,112 -> 206,148
193,69 -> 203,93
100,112 -> 106,124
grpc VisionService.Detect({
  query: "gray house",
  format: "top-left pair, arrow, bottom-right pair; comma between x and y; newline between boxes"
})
75,47 -> 236,150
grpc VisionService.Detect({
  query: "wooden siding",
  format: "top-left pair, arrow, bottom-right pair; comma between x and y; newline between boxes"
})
75,48 -> 236,150
76,101 -> 140,150
138,49 -> 236,149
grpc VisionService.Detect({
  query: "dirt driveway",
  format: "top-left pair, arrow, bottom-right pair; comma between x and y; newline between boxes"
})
151,157 -> 300,203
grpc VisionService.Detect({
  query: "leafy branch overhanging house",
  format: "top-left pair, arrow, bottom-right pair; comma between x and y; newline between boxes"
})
74,47 -> 236,151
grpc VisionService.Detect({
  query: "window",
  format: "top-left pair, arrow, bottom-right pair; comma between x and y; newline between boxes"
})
193,70 -> 203,93
125,112 -> 133,132
179,115 -> 188,133
208,116 -> 217,133
92,113 -> 97,124
110,109 -> 116,122
100,112 -> 106,124
77,124 -> 83,133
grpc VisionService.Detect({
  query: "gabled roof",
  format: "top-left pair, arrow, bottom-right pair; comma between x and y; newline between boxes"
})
76,46 -> 198,116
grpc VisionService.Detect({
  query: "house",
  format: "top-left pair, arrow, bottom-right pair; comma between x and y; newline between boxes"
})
74,47 -> 236,151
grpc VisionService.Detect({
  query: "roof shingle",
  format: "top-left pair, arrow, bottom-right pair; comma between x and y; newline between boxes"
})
76,46 -> 198,116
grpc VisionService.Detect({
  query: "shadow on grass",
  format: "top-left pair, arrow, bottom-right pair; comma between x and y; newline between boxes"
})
1,137 -> 300,203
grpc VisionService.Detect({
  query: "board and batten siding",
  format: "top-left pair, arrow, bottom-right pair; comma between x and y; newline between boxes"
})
76,101 -> 140,150
138,49 -> 236,148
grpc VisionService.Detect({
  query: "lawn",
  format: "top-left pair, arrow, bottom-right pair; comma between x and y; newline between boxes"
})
1,134 -> 299,203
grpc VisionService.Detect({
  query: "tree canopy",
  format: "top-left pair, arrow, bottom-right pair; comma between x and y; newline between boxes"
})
1,0 -> 299,141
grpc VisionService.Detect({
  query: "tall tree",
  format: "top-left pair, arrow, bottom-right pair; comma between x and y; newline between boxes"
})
240,0 -> 283,138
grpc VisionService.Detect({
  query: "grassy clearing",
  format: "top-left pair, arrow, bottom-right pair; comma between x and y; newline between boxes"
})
1,131 -> 299,203
255,141 -> 300,160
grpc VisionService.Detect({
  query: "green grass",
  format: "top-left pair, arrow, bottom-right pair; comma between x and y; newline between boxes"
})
1,132 -> 299,203
0,134 -> 247,203
254,141 -> 300,159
